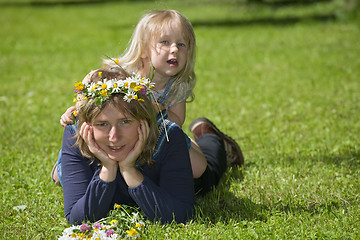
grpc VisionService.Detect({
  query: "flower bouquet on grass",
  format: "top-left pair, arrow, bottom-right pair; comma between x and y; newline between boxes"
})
58,204 -> 148,239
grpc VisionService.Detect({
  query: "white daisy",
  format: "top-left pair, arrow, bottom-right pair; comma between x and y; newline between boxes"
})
123,90 -> 137,103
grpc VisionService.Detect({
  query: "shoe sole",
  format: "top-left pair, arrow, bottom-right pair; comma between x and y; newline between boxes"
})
189,118 -> 244,166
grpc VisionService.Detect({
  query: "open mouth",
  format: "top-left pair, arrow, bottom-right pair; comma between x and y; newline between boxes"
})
167,59 -> 178,66
109,146 -> 123,151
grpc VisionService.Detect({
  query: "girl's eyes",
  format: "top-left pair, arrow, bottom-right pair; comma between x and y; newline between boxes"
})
121,119 -> 131,124
94,119 -> 131,127
159,41 -> 186,48
177,42 -> 186,48
95,122 -> 107,127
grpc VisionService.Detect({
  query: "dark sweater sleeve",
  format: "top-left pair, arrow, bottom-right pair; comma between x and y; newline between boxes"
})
61,126 -> 117,224
128,127 -> 195,223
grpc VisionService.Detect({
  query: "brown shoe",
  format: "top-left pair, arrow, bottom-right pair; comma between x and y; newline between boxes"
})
189,118 -> 244,166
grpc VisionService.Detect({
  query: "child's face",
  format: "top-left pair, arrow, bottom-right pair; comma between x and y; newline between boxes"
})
147,27 -> 188,82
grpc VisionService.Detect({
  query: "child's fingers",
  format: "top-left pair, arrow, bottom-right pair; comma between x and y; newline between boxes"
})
60,106 -> 77,126
60,118 -> 68,127
61,113 -> 73,125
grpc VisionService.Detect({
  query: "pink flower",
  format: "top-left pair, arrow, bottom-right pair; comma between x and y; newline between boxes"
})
139,85 -> 147,95
93,222 -> 102,229
80,223 -> 91,233
106,229 -> 114,237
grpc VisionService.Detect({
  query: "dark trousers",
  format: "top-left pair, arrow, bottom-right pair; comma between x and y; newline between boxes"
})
194,134 -> 227,196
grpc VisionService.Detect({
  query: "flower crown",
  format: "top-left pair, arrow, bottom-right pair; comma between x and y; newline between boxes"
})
72,59 -> 169,142
73,71 -> 155,107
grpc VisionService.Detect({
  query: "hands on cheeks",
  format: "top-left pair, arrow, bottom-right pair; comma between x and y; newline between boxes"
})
79,120 -> 150,168
79,120 -> 149,185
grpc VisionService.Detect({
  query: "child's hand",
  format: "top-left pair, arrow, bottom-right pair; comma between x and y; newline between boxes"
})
60,106 -> 77,127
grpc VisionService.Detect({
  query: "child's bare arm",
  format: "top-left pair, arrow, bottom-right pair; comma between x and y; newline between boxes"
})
166,101 -> 186,127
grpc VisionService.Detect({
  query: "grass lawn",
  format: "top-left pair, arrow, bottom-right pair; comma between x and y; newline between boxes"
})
0,0 -> 359,239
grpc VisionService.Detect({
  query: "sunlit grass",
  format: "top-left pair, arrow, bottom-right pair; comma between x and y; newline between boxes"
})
1,0 -> 359,239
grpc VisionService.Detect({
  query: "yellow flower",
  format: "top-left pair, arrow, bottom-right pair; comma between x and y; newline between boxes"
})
98,71 -> 102,78
136,222 -> 145,230
130,82 -> 137,89
73,111 -> 78,116
101,83 -> 107,89
74,81 -> 85,91
137,98 -> 144,102
124,82 -> 129,88
100,90 -> 107,97
115,204 -> 121,210
110,219 -> 118,225
134,95 -> 138,100
114,59 -> 120,64
126,227 -> 138,237
133,85 -> 143,92
113,83 -> 118,88
77,233 -> 85,237
73,98 -> 78,103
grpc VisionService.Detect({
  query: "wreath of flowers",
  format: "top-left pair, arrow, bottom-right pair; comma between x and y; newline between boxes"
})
73,71 -> 155,107
71,58 -> 169,142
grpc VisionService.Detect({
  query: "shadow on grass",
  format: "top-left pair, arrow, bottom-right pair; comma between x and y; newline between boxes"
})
194,146 -> 359,224
274,197 -> 353,217
191,14 -> 336,28
0,0 -> 151,7
1,0 -> 338,28
282,146 -> 360,167
317,149 -> 360,167
194,168 -> 269,224
246,0 -> 332,7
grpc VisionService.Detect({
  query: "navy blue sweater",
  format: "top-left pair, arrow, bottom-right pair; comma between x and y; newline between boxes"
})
61,122 -> 194,224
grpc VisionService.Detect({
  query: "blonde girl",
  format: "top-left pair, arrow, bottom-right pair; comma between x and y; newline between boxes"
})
103,10 -> 209,177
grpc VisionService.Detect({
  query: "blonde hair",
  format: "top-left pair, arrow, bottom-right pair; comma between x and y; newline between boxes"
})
104,10 -> 196,107
75,69 -> 159,166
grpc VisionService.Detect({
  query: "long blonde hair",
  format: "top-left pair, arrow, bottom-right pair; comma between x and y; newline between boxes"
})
104,10 -> 196,107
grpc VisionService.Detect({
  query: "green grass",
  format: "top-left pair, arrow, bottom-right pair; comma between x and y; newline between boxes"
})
1,0 -> 359,239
